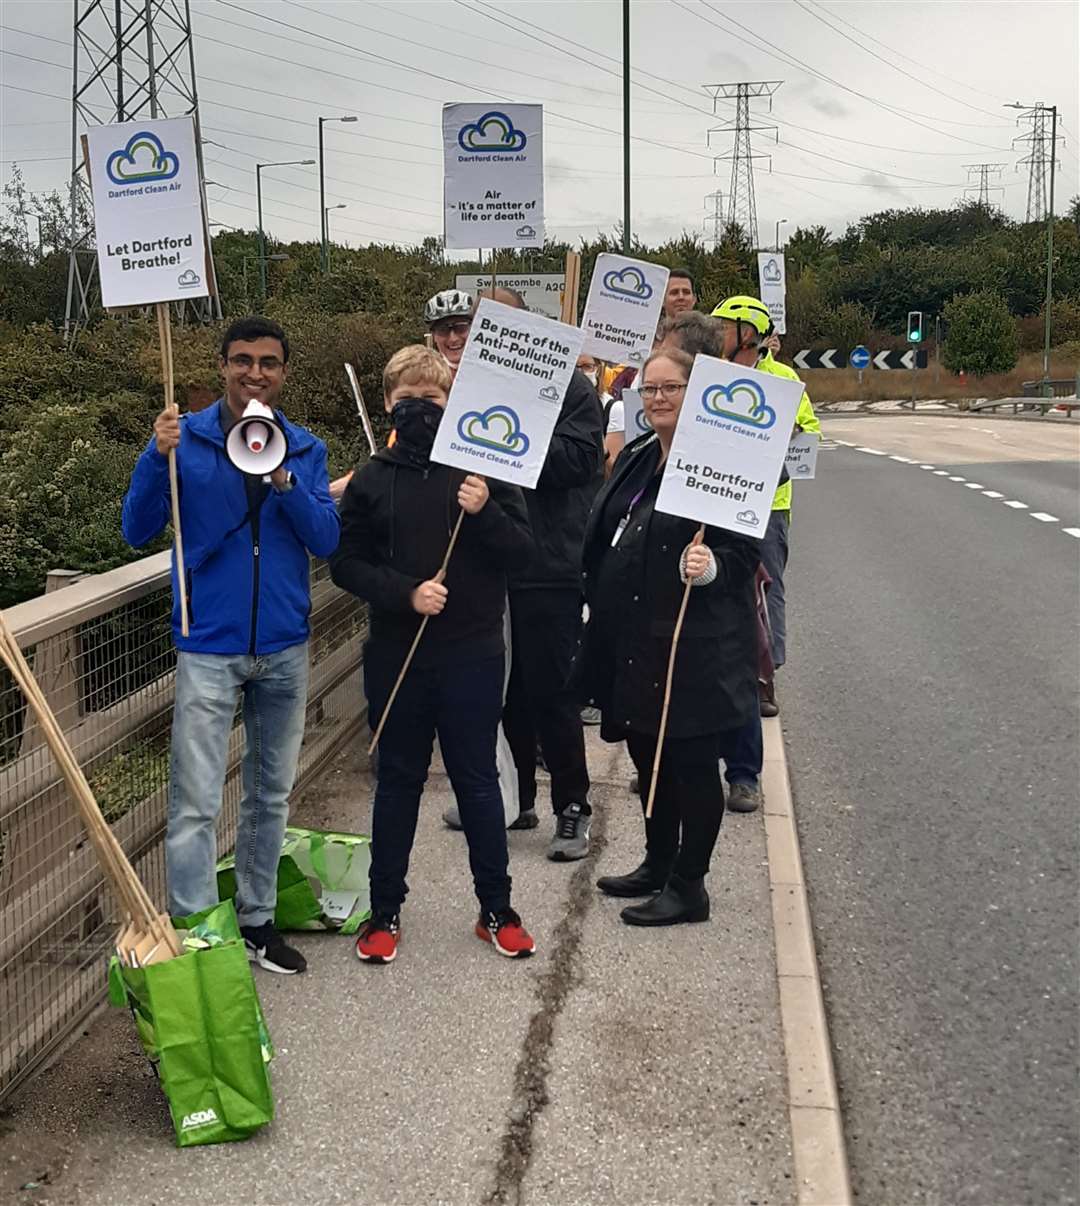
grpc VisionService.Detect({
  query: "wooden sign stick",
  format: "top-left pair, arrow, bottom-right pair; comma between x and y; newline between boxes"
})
0,611 -> 181,957
344,363 -> 377,460
155,303 -> 190,638
368,507 -> 467,754
645,525 -> 706,820
560,251 -> 581,325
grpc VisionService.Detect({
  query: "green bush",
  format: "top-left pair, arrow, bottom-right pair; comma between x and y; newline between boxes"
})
942,290 -> 1020,375
0,395 -> 147,607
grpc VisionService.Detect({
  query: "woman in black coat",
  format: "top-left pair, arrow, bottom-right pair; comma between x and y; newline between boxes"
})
577,348 -> 760,926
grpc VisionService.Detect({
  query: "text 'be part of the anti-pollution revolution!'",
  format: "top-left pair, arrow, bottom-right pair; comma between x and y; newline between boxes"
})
470,315 -> 573,383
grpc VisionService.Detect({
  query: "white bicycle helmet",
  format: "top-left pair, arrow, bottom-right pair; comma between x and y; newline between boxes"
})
424,288 -> 474,325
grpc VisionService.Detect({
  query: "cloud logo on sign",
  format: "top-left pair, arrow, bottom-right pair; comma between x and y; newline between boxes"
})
516,224 -> 537,239
634,407 -> 653,435
701,379 -> 776,429
627,349 -> 645,363
458,111 -> 528,153
795,462 -> 811,475
538,385 -> 560,401
761,258 -> 782,284
177,269 -> 201,288
106,130 -> 179,185
736,509 -> 761,526
458,405 -> 530,457
602,265 -> 653,299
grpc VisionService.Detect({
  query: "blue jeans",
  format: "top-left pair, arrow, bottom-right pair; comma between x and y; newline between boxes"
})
364,650 -> 510,916
722,708 -> 763,789
166,643 -> 309,926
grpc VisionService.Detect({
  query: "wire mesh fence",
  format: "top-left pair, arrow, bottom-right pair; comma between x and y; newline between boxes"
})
0,555 -> 366,1104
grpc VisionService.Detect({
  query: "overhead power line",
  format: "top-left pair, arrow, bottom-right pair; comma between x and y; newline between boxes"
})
810,0 -> 1012,105
794,0 -> 1008,120
680,0 -> 1013,145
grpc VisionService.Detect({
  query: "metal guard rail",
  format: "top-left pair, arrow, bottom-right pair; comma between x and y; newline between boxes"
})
0,552 -> 367,1104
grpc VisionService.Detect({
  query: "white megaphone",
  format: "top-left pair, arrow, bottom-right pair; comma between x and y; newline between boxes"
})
225,400 -> 288,476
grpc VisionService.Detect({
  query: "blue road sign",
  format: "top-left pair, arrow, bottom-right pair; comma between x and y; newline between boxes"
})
850,345 -> 871,370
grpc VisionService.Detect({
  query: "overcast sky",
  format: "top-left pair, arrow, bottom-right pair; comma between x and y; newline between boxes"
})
2,0 -> 1078,256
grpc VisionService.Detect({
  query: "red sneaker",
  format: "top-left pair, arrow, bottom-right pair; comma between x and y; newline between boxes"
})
475,908 -> 536,958
355,914 -> 400,964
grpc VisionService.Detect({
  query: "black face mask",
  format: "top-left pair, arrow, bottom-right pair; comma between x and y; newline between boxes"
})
390,397 -> 443,459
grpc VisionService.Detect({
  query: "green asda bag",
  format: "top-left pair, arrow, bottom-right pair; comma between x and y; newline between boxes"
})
107,901 -> 274,1147
216,851 -> 324,931
284,826 -> 371,935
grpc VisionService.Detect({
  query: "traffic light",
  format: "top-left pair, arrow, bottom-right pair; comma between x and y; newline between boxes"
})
907,310 -> 924,343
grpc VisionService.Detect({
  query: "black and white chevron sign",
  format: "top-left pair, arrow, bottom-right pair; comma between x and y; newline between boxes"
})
791,348 -> 929,370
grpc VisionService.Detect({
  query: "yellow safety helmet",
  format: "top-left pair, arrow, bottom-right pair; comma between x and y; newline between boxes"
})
711,294 -> 774,337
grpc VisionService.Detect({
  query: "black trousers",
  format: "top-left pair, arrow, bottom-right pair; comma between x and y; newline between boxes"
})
364,651 -> 511,917
626,730 -> 726,880
503,588 -> 591,815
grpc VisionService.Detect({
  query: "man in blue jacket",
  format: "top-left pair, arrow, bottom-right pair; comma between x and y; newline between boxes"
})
122,316 -> 340,974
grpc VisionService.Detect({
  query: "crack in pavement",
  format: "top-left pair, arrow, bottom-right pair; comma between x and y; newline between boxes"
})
481,797 -> 611,1206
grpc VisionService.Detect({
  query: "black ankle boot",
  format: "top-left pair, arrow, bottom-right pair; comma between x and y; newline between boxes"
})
620,874 -> 710,926
596,858 -> 671,898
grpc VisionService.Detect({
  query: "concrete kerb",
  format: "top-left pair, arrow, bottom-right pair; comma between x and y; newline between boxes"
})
762,716 -> 853,1206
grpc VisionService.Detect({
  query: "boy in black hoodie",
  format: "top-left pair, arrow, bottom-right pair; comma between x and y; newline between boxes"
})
329,346 -> 536,963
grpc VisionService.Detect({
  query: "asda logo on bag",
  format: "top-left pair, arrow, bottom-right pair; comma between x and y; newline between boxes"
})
181,1108 -> 219,1131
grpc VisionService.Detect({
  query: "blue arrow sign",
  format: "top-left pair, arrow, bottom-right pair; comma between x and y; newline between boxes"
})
850,345 -> 871,370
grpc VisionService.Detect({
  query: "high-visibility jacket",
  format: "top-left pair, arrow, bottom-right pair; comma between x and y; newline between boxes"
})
758,352 -> 821,512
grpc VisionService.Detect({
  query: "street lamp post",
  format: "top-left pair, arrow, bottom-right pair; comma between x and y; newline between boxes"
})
775,217 -> 787,252
319,115 -> 357,273
323,204 -> 347,270
256,159 -> 315,300
1007,101 -> 1058,390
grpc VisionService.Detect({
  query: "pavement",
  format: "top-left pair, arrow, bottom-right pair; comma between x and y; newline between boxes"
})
783,415 -> 1080,1204
1,731 -> 797,1206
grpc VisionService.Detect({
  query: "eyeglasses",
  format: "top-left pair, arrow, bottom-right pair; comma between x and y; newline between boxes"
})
432,320 -> 471,338
227,354 -> 284,372
640,382 -> 688,400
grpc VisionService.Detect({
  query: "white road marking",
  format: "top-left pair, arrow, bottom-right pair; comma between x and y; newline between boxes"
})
857,446 -> 1068,534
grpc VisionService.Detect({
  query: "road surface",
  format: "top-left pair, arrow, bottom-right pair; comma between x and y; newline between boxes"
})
783,415 -> 1079,1204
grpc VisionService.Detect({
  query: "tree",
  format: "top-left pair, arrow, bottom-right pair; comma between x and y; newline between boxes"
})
941,290 -> 1019,375
1067,195 -> 1080,234
785,225 -> 836,277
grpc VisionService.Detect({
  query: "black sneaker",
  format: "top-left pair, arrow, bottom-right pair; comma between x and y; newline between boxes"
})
548,802 -> 591,861
508,808 -> 540,830
241,922 -> 307,975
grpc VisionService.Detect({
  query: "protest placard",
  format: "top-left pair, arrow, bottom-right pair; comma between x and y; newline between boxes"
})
757,251 -> 787,335
84,117 -> 210,309
785,431 -> 820,480
621,388 -> 654,442
443,104 -> 544,250
656,355 -> 804,537
456,273 -> 565,318
581,254 -> 669,366
430,298 -> 584,489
